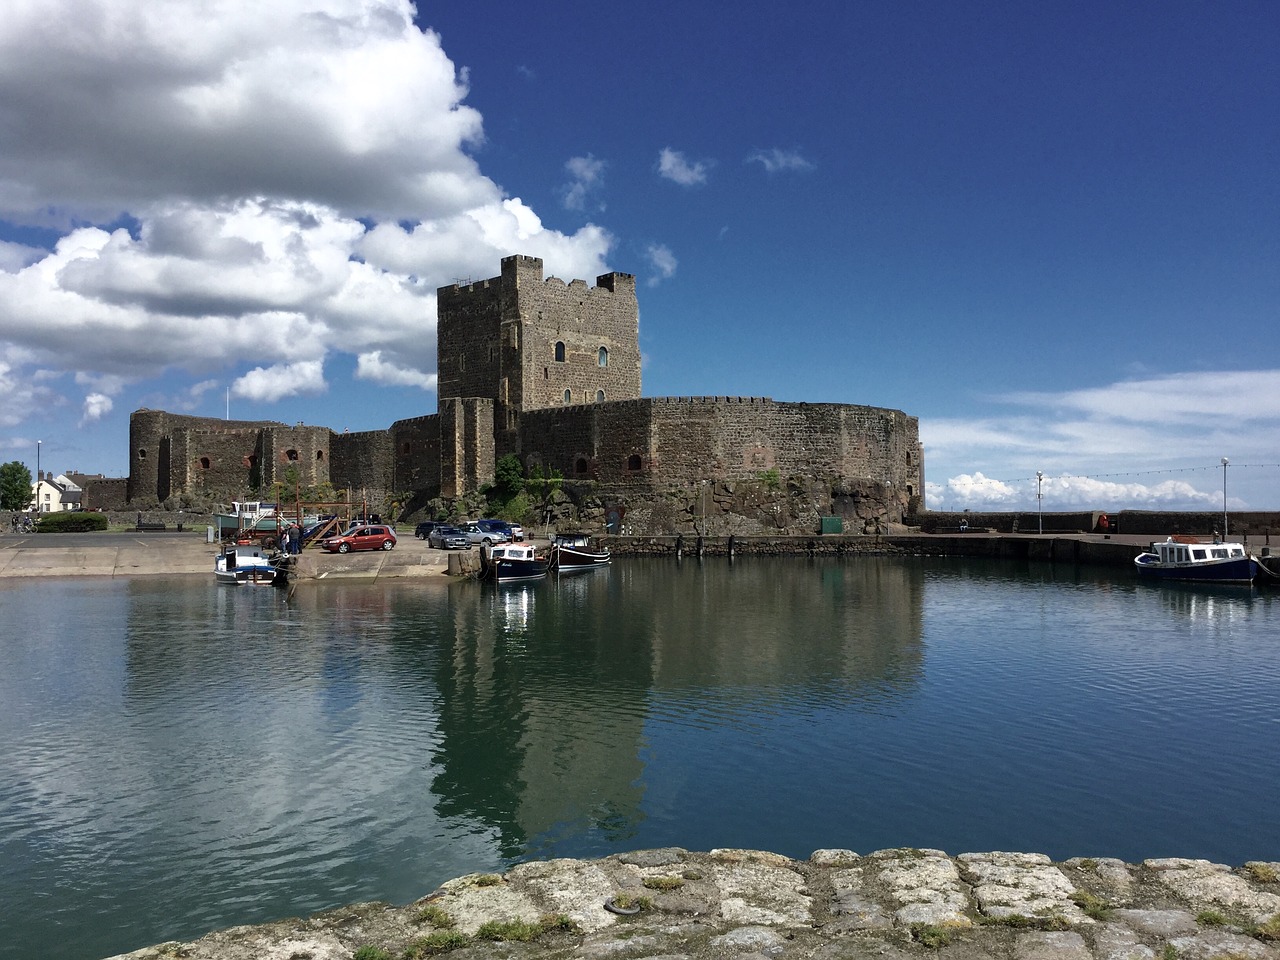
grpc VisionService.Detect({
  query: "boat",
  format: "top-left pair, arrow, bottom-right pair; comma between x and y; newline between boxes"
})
480,542 -> 550,583
1134,536 -> 1260,584
549,533 -> 611,572
214,542 -> 281,585
213,501 -> 281,545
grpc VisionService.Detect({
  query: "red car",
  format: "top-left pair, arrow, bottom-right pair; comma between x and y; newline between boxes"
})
322,524 -> 398,553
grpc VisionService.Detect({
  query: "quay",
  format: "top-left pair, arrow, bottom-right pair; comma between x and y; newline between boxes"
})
2,530 -> 1277,579
109,846 -> 1280,960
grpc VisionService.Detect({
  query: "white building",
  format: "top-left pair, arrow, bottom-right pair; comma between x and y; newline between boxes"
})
30,473 -> 83,512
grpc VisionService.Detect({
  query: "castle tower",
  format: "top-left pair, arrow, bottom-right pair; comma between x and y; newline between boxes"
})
437,255 -> 640,432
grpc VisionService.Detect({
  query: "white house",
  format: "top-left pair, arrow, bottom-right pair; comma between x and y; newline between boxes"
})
29,473 -> 82,512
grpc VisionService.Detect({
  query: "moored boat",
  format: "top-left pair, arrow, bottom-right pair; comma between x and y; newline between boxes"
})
1134,536 -> 1260,584
480,542 -> 549,583
214,543 -> 281,586
549,533 -> 611,572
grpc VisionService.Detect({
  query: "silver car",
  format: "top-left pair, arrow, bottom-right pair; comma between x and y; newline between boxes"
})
460,521 -> 511,547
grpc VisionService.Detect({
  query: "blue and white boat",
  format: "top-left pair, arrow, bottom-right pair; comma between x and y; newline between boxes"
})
480,542 -> 549,584
1134,536 -> 1260,584
214,543 -> 281,586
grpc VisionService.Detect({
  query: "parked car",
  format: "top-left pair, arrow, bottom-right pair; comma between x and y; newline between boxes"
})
427,525 -> 471,550
482,519 -> 524,541
322,524 -> 397,553
415,521 -> 441,540
460,520 -> 511,547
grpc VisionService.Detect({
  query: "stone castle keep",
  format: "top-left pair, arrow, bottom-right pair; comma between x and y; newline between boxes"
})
128,255 -> 924,532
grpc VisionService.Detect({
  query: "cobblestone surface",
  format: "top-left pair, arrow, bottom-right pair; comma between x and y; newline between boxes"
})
107,849 -> 1280,960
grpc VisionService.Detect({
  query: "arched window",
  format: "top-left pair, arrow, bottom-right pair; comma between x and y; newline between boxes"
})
563,389 -> 572,404
627,454 -> 642,471
575,458 -> 588,475
403,442 -> 412,454
595,389 -> 605,403
199,457 -> 211,469
316,450 -> 325,461
138,449 -> 147,460
554,341 -> 566,362
286,449 -> 299,461
598,346 -> 608,367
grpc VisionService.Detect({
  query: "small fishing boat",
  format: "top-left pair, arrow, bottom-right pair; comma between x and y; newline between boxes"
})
549,533 -> 611,572
1134,536 -> 1260,584
480,542 -> 549,584
214,543 -> 281,586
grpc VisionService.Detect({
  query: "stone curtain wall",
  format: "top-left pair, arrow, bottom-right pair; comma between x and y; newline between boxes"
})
516,396 -> 920,526
390,413 -> 444,496
328,429 -> 395,503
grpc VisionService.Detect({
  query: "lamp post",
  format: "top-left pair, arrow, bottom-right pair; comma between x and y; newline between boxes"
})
1221,457 -> 1229,538
1036,471 -> 1043,535
35,439 -> 41,513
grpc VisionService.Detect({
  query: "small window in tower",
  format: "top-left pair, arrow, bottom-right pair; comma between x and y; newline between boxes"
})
627,454 -> 642,471
286,449 -> 299,461
199,457 -> 211,469
544,367 -> 549,379
598,346 -> 608,367
316,450 -> 325,461
596,390 -> 605,403
563,388 -> 572,404
138,449 -> 147,460
575,458 -> 588,475
403,442 -> 412,454
554,341 -> 565,362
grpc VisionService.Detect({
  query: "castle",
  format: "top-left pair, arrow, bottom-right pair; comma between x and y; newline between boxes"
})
127,255 -> 923,532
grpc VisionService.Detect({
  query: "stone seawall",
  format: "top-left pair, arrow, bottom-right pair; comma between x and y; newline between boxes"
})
602,534 -> 1147,568
109,847 -> 1280,960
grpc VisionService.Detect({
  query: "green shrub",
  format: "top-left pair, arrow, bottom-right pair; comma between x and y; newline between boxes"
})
414,904 -> 455,928
352,946 -> 394,960
474,919 -> 544,942
403,931 -> 468,956
642,876 -> 685,891
35,512 -> 109,533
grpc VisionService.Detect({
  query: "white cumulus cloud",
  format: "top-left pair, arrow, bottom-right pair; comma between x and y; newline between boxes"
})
657,148 -> 712,187
645,244 -> 678,287
561,155 -> 606,212
0,0 -> 615,422
746,148 -> 814,173
233,360 -> 327,403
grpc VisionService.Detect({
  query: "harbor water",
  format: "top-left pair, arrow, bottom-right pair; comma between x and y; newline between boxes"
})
2,556 -> 1278,960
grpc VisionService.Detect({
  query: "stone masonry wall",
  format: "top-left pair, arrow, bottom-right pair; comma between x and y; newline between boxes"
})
514,263 -> 641,412
329,429 -> 395,502
437,255 -> 640,432
110,847 -> 1280,960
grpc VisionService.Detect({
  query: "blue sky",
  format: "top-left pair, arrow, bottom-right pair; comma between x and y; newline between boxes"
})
1,1 -> 1276,511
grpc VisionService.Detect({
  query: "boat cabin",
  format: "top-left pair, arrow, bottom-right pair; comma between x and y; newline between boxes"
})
1150,539 -> 1246,565
488,544 -> 539,562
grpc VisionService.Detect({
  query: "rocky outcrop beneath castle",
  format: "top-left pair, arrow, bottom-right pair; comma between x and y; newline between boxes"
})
108,847 -> 1280,960
539,476 -> 913,537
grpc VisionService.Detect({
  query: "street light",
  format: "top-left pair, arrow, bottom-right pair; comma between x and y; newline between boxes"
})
35,439 -> 41,513
1036,471 -> 1044,535
1221,457 -> 1229,538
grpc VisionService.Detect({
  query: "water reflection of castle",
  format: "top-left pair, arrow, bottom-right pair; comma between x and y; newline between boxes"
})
429,560 -> 924,852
